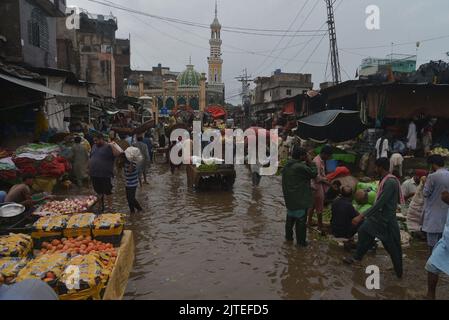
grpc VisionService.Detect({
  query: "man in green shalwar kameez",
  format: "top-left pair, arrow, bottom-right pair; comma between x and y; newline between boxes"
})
343,158 -> 405,278
282,146 -> 318,247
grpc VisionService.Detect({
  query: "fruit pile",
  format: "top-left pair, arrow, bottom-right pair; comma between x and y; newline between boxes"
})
431,147 -> 449,157
38,236 -> 117,259
39,196 -> 97,215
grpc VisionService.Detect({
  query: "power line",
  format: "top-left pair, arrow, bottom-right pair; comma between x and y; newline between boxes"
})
90,0 -> 329,70
341,34 -> 449,50
285,0 -> 343,73
156,16 -> 312,55
125,7 -> 329,67
85,0 -> 326,37
251,0 -> 311,75
298,32 -> 328,73
260,0 -> 321,74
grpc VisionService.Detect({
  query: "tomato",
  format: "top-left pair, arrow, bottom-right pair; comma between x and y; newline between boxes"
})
57,244 -> 63,250
42,242 -> 50,249
51,239 -> 60,246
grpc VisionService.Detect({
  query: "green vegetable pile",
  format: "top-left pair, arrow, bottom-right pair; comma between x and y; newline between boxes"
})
198,164 -> 218,172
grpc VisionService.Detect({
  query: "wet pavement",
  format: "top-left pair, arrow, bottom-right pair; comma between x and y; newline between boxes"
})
104,164 -> 449,300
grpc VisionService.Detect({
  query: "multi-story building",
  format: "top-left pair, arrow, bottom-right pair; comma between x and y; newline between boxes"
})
0,1 -> 94,141
253,71 -> 313,104
57,10 -> 121,99
359,54 -> 417,77
0,0 -> 66,68
114,38 -> 131,98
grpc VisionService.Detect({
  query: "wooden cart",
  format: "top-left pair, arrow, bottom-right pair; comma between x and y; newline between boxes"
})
102,230 -> 134,300
186,164 -> 236,190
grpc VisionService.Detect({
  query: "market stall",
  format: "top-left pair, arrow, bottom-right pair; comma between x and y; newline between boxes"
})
0,143 -> 72,192
0,209 -> 134,300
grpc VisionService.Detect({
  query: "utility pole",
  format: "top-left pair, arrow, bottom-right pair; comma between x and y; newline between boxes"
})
235,69 -> 253,129
325,0 -> 341,84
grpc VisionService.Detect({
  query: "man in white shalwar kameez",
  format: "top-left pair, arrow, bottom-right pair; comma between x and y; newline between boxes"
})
407,120 -> 417,151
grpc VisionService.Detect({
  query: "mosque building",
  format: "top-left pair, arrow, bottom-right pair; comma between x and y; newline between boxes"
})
125,1 -> 225,114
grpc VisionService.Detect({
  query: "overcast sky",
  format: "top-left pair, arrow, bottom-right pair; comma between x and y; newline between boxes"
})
68,0 -> 449,104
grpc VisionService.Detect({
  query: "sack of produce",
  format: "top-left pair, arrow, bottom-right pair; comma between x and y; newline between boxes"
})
16,252 -> 68,286
57,252 -> 113,300
0,257 -> 28,284
0,233 -> 33,258
93,214 -> 124,242
32,215 -> 68,241
63,213 -> 96,238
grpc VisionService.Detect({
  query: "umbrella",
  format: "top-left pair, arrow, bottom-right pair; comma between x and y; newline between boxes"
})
298,110 -> 365,143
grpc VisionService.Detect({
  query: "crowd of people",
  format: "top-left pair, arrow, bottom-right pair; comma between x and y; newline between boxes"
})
2,115 -> 449,299
280,136 -> 449,299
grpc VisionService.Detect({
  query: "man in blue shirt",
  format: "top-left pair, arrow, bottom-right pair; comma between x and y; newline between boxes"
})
426,191 -> 449,300
422,155 -> 449,252
89,134 -> 121,212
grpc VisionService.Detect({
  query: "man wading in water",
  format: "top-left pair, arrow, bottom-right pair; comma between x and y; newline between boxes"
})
282,146 -> 317,247
343,157 -> 405,278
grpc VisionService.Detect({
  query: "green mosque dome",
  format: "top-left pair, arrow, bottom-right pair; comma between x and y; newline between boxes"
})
177,64 -> 201,88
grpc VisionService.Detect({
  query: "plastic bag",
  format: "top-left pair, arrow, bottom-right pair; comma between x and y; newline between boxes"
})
93,214 -> 124,237
0,257 -> 28,283
57,253 -> 112,299
32,215 -> 68,239
0,233 -> 33,258
64,213 -> 96,238
16,252 -> 68,284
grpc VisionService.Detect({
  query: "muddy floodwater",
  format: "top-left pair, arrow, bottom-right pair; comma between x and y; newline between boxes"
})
101,164 -> 449,300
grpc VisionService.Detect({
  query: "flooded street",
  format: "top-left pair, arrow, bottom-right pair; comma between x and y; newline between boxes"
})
104,164 -> 449,300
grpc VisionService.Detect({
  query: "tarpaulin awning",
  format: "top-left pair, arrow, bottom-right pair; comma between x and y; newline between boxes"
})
206,105 -> 226,119
282,101 -> 295,115
0,73 -> 92,104
298,110 -> 365,143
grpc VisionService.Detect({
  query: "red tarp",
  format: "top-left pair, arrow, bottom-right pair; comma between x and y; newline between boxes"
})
206,105 -> 226,119
282,101 -> 295,115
